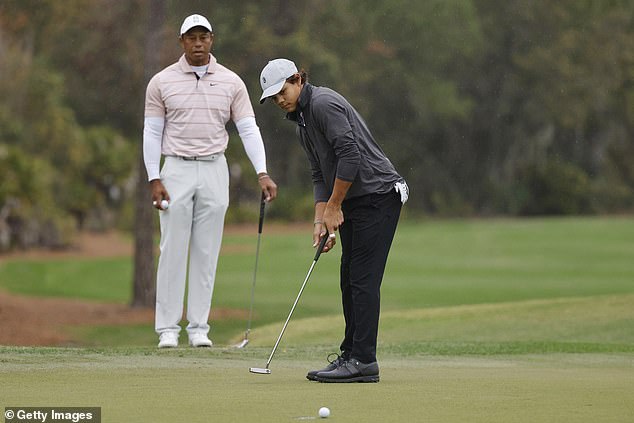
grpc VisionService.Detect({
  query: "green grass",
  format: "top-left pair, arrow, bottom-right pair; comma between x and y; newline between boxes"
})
245,293 -> 634,355
0,348 -> 632,423
2,216 -> 632,346
1,217 -> 633,422
0,257 -> 132,302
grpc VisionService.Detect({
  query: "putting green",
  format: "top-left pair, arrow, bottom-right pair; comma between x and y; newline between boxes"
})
1,218 -> 632,421
0,348 -> 632,422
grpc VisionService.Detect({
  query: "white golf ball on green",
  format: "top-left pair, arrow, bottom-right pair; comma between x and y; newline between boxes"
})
318,407 -> 330,418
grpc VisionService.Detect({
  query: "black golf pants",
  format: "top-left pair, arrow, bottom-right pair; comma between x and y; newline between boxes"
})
339,190 -> 402,363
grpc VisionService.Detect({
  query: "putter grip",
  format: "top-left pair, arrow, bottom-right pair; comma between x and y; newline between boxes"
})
314,231 -> 329,262
258,192 -> 266,234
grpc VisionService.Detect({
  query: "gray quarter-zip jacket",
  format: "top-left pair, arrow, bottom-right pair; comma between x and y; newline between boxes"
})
287,83 -> 403,203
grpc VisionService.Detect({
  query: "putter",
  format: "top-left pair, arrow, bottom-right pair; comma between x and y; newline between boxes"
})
249,231 -> 331,374
235,192 -> 267,349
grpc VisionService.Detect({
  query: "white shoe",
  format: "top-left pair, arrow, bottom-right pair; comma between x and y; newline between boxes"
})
189,333 -> 213,347
158,332 -> 178,348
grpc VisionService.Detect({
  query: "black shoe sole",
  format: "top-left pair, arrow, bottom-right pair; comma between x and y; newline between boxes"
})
315,375 -> 379,383
306,374 -> 318,381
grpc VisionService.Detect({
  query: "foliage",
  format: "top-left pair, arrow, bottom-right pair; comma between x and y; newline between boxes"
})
1,0 -> 633,248
0,4 -> 137,247
511,159 -> 593,215
0,145 -> 76,249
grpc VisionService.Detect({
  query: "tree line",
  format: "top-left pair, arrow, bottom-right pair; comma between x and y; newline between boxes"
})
1,0 -> 633,252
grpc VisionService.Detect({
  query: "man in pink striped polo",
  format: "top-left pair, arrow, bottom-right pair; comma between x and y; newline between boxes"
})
143,14 -> 277,348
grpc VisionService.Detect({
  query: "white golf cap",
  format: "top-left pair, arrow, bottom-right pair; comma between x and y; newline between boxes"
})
180,14 -> 212,36
259,58 -> 298,103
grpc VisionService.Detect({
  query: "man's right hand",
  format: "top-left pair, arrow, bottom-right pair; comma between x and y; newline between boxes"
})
312,222 -> 336,253
150,179 -> 170,210
257,173 -> 278,202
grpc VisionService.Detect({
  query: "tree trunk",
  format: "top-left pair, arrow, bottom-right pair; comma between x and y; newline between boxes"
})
131,0 -> 166,308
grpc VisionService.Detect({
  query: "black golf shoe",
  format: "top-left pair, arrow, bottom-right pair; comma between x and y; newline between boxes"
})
306,353 -> 348,381
314,358 -> 380,383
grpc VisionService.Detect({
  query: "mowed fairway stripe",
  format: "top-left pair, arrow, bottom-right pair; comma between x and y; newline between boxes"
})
240,293 -> 634,351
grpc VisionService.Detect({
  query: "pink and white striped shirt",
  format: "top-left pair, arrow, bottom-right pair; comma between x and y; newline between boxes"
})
145,54 -> 255,157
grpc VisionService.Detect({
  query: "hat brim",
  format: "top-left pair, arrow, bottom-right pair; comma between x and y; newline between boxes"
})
259,80 -> 286,104
181,25 -> 212,36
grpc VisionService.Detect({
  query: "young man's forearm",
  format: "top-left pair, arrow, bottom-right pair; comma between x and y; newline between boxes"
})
314,178 -> 351,221
322,178 -> 352,234
328,178 -> 352,207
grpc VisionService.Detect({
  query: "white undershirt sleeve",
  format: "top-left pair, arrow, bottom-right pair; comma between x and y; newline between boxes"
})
235,116 -> 267,175
143,117 -> 165,181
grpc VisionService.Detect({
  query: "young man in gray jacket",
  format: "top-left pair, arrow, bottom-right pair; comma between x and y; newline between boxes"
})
259,58 -> 408,383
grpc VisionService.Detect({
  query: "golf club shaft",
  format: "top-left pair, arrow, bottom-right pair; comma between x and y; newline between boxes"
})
244,193 -> 267,339
245,232 -> 262,336
265,232 -> 329,368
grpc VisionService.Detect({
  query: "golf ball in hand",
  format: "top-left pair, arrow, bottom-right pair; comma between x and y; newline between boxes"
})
160,200 -> 169,210
318,407 -> 330,418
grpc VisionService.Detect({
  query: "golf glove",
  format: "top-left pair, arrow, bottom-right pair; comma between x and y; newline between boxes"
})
394,181 -> 409,204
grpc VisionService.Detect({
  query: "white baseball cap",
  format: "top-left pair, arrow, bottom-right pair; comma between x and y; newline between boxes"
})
259,58 -> 298,103
180,14 -> 212,36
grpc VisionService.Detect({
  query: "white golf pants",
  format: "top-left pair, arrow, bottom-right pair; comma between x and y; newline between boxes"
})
155,155 -> 229,338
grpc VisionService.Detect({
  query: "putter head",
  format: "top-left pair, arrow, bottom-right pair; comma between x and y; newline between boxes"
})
234,339 -> 249,349
249,367 -> 271,374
